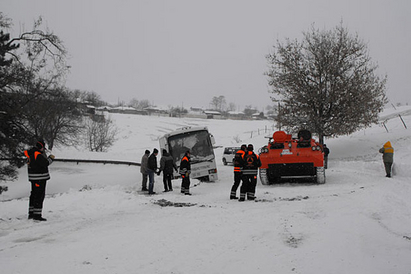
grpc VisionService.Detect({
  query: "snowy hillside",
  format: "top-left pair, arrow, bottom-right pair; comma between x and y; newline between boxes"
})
1,106 -> 411,274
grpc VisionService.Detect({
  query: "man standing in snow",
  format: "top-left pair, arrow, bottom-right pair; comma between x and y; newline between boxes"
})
323,144 -> 330,169
230,144 -> 247,200
159,149 -> 177,192
179,150 -> 191,195
379,141 -> 394,177
239,144 -> 261,202
140,150 -> 150,191
147,148 -> 159,194
24,139 -> 55,221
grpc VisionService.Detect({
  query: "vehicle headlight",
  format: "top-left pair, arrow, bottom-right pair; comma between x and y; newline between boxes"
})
260,147 -> 269,153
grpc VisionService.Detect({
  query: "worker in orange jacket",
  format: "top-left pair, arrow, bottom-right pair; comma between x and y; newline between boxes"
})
230,144 -> 247,199
24,139 -> 55,221
239,144 -> 261,201
179,150 -> 192,195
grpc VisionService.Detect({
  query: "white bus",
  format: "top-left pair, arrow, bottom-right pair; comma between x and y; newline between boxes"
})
159,126 -> 218,181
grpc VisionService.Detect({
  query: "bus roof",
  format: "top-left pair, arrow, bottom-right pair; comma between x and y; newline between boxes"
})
162,126 -> 209,138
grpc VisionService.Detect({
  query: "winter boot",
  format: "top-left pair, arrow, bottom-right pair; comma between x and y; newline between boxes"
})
230,190 -> 238,199
247,192 -> 255,200
33,216 -> 47,221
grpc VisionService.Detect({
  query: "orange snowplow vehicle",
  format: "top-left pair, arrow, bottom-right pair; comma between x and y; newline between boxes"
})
259,129 -> 325,184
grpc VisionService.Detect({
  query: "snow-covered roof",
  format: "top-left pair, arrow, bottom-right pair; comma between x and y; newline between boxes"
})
204,110 -> 221,115
112,106 -> 137,111
228,111 -> 244,115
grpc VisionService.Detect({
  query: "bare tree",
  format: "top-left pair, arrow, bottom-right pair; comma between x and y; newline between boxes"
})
227,102 -> 237,112
24,87 -> 83,150
266,23 -> 387,143
137,99 -> 150,110
128,98 -> 139,109
84,115 -> 118,152
243,105 -> 258,118
128,98 -> 150,110
210,96 -> 226,111
73,90 -> 105,107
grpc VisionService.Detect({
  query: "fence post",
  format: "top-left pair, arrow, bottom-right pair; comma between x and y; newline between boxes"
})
383,122 -> 389,133
399,114 -> 408,129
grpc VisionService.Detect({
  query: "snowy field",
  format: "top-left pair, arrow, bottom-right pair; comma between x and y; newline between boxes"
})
1,106 -> 411,274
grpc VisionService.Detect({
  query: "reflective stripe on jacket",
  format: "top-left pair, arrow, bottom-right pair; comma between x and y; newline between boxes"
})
242,151 -> 261,175
179,155 -> 191,175
24,147 -> 52,181
379,141 -> 394,163
233,149 -> 246,173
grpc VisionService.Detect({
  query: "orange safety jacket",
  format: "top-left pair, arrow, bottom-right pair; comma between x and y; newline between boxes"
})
179,155 -> 191,176
242,151 -> 261,175
24,147 -> 53,181
233,149 -> 246,173
379,141 -> 394,163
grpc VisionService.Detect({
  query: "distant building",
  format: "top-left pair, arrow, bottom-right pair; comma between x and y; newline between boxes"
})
227,111 -> 245,120
85,105 -> 96,115
252,112 -> 266,120
144,106 -> 167,116
203,110 -> 222,119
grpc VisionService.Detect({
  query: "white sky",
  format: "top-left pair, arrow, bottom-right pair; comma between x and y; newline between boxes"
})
2,0 -> 410,110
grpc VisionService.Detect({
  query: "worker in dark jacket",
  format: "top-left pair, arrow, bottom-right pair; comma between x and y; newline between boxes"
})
179,150 -> 192,195
239,144 -> 261,201
379,141 -> 394,177
140,150 -> 150,191
24,139 -> 55,221
147,148 -> 159,194
230,144 -> 247,200
323,144 -> 330,169
159,149 -> 177,192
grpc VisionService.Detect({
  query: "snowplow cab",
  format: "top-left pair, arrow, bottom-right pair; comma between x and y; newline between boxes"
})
259,129 -> 325,184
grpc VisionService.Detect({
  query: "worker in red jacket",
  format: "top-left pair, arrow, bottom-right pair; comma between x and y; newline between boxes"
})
24,139 -> 55,221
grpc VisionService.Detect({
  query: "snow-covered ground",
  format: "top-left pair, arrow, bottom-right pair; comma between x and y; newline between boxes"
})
1,106 -> 411,274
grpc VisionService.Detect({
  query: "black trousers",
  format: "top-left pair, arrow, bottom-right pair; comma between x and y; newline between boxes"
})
230,172 -> 242,197
29,180 -> 47,217
240,174 -> 257,200
163,173 -> 173,191
181,175 -> 191,194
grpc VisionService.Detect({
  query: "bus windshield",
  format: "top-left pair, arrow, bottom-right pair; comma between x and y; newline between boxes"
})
168,130 -> 214,164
